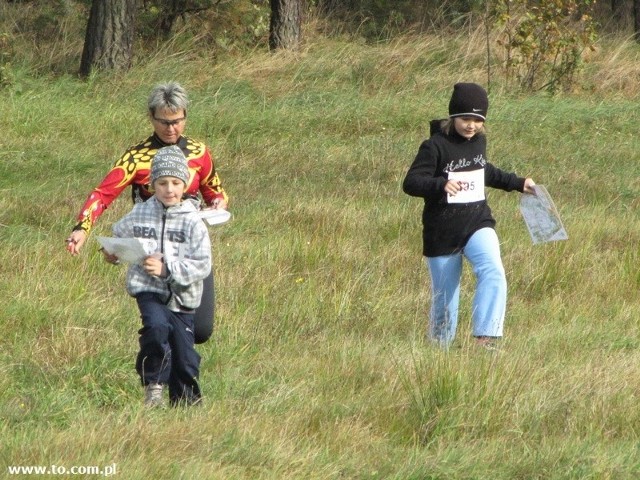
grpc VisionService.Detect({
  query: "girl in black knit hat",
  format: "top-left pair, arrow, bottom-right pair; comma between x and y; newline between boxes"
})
403,83 -> 536,350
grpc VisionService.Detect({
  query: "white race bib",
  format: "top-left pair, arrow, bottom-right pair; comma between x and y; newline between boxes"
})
447,169 -> 485,204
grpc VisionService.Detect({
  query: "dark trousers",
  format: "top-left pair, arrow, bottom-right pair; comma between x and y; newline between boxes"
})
135,293 -> 201,405
194,270 -> 214,344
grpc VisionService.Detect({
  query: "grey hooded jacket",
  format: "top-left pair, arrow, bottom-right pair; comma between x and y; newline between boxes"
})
113,196 -> 211,311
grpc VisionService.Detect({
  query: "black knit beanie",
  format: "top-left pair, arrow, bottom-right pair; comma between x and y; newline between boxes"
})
448,83 -> 488,120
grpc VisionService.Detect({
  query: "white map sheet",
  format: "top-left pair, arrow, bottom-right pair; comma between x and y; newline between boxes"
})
199,208 -> 232,226
519,185 -> 568,245
97,236 -> 148,264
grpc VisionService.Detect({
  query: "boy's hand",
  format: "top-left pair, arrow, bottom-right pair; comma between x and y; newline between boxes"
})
143,253 -> 166,277
100,248 -> 120,265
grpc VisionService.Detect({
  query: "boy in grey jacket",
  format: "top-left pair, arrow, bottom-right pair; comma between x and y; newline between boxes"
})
103,145 -> 212,407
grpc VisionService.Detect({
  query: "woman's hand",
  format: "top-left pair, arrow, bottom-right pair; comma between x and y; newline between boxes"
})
523,178 -> 536,195
66,230 -> 87,255
208,198 -> 228,210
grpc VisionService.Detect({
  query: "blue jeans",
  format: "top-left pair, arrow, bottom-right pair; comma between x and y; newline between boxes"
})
425,228 -> 507,346
135,293 -> 202,405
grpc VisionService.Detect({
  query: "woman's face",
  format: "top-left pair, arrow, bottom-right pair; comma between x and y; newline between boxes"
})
150,107 -> 186,144
453,116 -> 484,139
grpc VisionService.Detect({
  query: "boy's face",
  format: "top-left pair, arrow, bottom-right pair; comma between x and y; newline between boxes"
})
453,116 -> 484,139
153,176 -> 186,207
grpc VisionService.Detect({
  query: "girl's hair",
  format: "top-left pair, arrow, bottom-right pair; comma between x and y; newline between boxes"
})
147,82 -> 189,116
440,117 -> 486,136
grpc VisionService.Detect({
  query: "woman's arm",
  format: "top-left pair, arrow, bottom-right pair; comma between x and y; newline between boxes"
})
197,148 -> 229,208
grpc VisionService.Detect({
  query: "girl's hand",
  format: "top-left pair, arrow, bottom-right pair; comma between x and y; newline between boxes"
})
523,178 -> 536,195
66,230 -> 87,255
444,180 -> 462,196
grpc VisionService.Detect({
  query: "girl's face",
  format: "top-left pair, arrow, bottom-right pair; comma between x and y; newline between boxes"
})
453,116 -> 484,139
153,176 -> 186,207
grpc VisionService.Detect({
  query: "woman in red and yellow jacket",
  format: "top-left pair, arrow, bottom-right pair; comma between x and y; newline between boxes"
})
66,82 -> 228,344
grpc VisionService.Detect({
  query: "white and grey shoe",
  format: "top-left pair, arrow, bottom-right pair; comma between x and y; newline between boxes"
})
144,383 -> 165,407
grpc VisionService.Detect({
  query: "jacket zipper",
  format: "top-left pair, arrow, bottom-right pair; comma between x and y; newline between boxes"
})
160,207 -> 167,254
160,206 -> 174,305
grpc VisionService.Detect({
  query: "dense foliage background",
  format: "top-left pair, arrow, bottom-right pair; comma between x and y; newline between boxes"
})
4,0 -> 637,91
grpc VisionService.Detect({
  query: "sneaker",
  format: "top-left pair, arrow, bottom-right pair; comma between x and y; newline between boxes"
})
475,336 -> 501,352
144,383 -> 165,407
480,342 -> 501,352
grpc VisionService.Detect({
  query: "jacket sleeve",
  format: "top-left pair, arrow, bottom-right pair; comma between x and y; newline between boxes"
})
402,140 -> 448,198
198,148 -> 229,206
112,211 -> 133,238
73,152 -> 138,234
484,163 -> 526,192
165,220 -> 212,287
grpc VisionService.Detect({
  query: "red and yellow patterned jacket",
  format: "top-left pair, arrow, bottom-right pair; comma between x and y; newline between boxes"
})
73,134 -> 228,234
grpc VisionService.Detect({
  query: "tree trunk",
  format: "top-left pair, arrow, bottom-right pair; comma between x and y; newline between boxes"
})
158,0 -> 187,36
79,0 -> 137,77
635,0 -> 640,42
269,0 -> 302,51
611,0 -> 623,24
316,0 -> 341,15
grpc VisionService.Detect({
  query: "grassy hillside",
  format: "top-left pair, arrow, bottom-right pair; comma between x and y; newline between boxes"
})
2,27 -> 640,479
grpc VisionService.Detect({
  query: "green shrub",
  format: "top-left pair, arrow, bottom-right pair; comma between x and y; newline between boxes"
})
493,0 -> 598,92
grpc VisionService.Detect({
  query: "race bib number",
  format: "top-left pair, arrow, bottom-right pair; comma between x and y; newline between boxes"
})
447,169 -> 485,204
